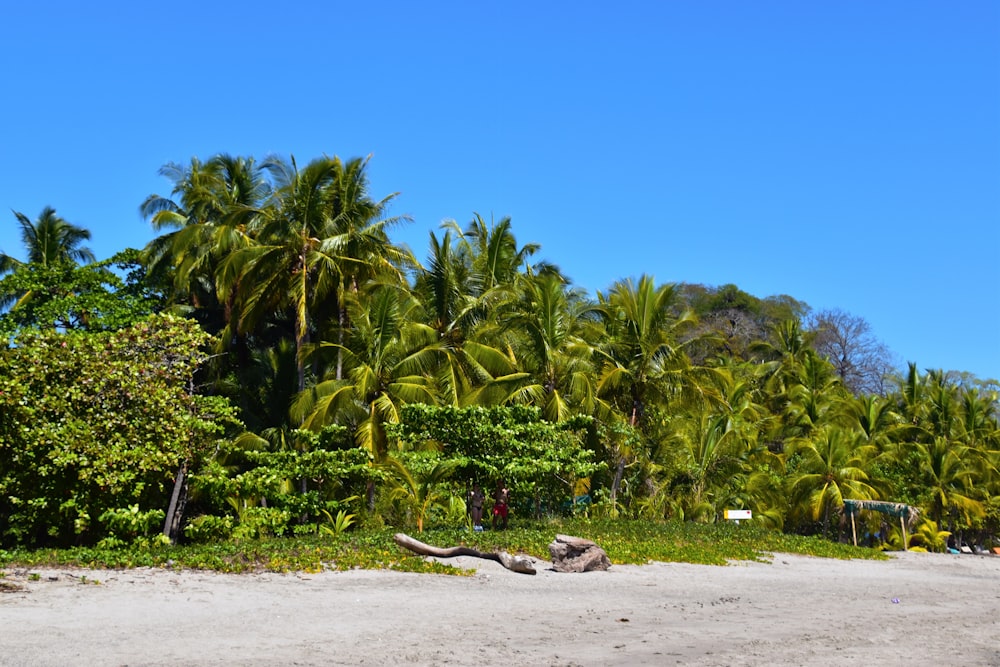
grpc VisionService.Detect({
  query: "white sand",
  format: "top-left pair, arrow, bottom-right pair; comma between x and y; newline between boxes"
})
1,550 -> 998,666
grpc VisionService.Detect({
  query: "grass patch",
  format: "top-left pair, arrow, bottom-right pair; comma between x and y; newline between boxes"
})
0,519 -> 884,574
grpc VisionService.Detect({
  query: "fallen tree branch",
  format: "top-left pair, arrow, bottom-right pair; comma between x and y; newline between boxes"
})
393,533 -> 536,575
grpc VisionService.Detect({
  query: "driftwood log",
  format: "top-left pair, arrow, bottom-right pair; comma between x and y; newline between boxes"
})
393,533 -> 536,575
548,534 -> 611,572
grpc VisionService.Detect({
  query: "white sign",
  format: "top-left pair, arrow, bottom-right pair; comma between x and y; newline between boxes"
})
724,509 -> 752,521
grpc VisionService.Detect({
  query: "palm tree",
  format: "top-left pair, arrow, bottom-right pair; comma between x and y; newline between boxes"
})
751,319 -> 815,398
786,428 -> 879,537
783,354 -> 845,437
383,457 -> 458,532
958,387 -> 998,450
220,155 -> 340,391
140,155 -> 267,322
1,207 -> 96,311
225,155 -> 410,393
311,155 -> 414,380
844,394 -> 900,451
678,412 -> 744,520
455,213 -> 546,294
293,284 -> 439,506
913,436 -> 984,532
894,362 -> 928,427
412,228 -> 474,344
490,272 -> 601,421
594,275 -> 708,508
410,226 -> 521,408
430,213 -> 558,342
2,207 -> 94,272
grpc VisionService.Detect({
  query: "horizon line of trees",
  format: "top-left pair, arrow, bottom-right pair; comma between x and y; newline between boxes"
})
1,151 -> 997,552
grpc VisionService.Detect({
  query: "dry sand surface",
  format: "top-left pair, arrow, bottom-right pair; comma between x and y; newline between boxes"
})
1,550 -> 998,666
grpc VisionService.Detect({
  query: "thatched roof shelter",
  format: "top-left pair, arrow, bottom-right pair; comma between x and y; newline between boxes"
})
843,500 -> 920,549
843,499 -> 919,523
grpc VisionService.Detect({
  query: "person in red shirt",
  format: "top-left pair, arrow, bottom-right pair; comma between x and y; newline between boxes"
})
492,481 -> 510,530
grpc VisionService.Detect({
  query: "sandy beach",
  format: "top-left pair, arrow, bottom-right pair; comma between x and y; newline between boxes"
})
1,550 -> 998,666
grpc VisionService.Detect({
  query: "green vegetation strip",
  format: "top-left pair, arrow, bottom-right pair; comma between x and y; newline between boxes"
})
0,519 -> 883,575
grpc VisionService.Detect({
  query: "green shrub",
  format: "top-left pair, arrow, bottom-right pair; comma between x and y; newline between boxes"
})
184,515 -> 234,543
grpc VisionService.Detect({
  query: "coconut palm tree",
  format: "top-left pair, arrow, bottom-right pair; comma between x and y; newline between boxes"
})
311,155 -> 414,380
783,354 -> 845,437
894,362 -> 928,428
140,154 -> 268,343
751,319 -> 816,403
913,436 -> 984,532
412,228 -> 474,344
1,207 -> 96,312
410,226 -> 520,407
481,272 -> 601,420
2,207 -> 95,273
456,213 -> 544,294
594,275 -> 709,508
678,412 -> 745,520
292,283 -> 440,508
786,427 -> 879,538
224,155 -> 411,393
844,394 -> 900,451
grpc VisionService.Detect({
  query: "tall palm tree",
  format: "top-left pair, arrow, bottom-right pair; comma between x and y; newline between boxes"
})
456,213 -> 543,295
594,275 -> 707,508
1,207 -> 95,311
958,387 -> 998,450
751,319 -> 815,397
433,213 -> 559,338
844,394 -> 900,451
2,207 -> 95,273
292,284 -> 439,507
894,362 -> 928,427
783,354 -> 845,437
225,155 -> 411,393
596,275 -> 696,422
786,428 -> 879,537
294,284 -> 439,450
677,412 -> 745,520
914,436 -> 984,532
312,155 -> 414,381
410,226 -> 519,407
489,272 -> 601,421
140,154 -> 267,321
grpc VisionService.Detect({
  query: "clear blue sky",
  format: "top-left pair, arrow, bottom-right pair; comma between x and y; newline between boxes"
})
2,2 -> 998,381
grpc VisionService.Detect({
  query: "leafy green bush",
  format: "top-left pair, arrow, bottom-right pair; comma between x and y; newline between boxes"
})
98,505 -> 166,546
231,507 -> 293,540
0,315 -> 241,548
184,515 -> 234,543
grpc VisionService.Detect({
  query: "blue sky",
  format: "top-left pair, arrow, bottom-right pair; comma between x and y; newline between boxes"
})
2,2 -> 998,381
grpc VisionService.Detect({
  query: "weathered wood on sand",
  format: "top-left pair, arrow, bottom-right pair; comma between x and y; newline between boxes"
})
548,534 -> 611,572
393,533 -> 537,575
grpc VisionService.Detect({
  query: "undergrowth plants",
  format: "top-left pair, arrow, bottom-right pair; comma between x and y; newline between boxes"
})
0,518 -> 882,574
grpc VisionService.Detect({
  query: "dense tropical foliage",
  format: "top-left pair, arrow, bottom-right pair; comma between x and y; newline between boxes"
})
1,151 -> 997,557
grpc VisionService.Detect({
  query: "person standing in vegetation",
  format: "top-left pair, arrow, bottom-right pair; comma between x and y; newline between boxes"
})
468,483 -> 485,531
492,481 -> 510,530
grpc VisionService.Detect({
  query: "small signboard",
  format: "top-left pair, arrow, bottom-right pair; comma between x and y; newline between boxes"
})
724,509 -> 752,521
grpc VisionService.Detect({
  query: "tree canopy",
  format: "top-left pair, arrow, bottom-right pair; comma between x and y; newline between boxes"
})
1,151 -> 997,551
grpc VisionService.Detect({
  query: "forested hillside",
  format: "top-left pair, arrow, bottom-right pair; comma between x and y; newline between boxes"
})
1,153 -> 996,552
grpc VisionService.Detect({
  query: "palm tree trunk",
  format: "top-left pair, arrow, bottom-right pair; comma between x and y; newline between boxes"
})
609,457 -> 626,512
337,300 -> 347,381
609,401 -> 640,513
162,460 -> 189,543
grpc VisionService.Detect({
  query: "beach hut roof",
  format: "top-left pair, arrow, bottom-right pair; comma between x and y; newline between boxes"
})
843,499 -> 919,523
